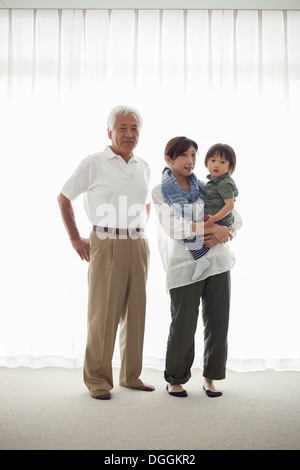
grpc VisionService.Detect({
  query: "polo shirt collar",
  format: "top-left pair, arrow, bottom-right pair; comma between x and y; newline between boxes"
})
105,145 -> 137,162
207,172 -> 230,182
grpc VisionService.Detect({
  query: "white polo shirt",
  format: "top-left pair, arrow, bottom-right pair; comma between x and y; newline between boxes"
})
61,146 -> 151,229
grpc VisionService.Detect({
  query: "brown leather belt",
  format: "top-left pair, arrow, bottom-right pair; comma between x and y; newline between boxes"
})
93,226 -> 144,235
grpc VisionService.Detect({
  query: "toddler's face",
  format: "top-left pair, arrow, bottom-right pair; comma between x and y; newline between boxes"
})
207,153 -> 230,179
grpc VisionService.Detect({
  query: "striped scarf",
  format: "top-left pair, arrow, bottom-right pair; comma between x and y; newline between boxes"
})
161,168 -> 206,222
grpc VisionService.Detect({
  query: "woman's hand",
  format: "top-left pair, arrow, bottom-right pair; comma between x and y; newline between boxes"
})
204,225 -> 235,247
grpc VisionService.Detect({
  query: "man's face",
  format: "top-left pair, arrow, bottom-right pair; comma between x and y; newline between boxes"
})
108,112 -> 140,159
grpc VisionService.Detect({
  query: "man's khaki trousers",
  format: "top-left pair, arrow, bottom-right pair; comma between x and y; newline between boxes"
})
83,231 -> 150,397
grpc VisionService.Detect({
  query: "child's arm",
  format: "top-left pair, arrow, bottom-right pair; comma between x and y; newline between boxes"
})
204,198 -> 235,227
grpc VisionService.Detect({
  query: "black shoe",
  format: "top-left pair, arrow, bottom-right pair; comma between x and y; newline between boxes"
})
166,384 -> 188,397
203,385 -> 222,398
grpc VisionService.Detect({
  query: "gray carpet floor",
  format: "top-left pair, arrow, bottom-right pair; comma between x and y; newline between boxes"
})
0,367 -> 299,450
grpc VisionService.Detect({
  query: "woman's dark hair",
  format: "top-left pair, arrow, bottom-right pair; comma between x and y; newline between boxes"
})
204,143 -> 236,174
162,136 -> 198,173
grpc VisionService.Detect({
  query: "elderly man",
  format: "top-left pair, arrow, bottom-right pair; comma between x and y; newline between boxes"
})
57,106 -> 154,400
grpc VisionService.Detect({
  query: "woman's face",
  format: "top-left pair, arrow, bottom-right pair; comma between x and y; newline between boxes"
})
166,145 -> 197,180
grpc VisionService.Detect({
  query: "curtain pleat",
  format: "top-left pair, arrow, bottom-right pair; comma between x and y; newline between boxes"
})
0,9 -> 300,370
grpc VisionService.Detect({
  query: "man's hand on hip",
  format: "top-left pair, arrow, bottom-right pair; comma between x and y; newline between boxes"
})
71,237 -> 90,262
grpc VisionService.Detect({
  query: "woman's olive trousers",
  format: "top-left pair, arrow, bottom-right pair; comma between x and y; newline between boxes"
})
165,271 -> 231,384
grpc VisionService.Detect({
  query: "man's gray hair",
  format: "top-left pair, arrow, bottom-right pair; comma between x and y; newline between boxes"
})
107,105 -> 143,131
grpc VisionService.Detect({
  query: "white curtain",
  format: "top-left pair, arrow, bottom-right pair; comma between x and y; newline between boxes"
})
0,9 -> 300,370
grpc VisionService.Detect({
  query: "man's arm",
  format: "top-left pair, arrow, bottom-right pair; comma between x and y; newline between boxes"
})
57,192 -> 90,262
146,202 -> 151,222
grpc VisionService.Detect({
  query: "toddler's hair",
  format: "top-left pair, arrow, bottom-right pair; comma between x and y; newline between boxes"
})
205,143 -> 236,174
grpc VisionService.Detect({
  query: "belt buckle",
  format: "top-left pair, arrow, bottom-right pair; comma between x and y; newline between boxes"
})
129,228 -> 140,238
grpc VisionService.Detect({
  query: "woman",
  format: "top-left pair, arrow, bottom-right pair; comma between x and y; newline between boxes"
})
152,136 -> 242,398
